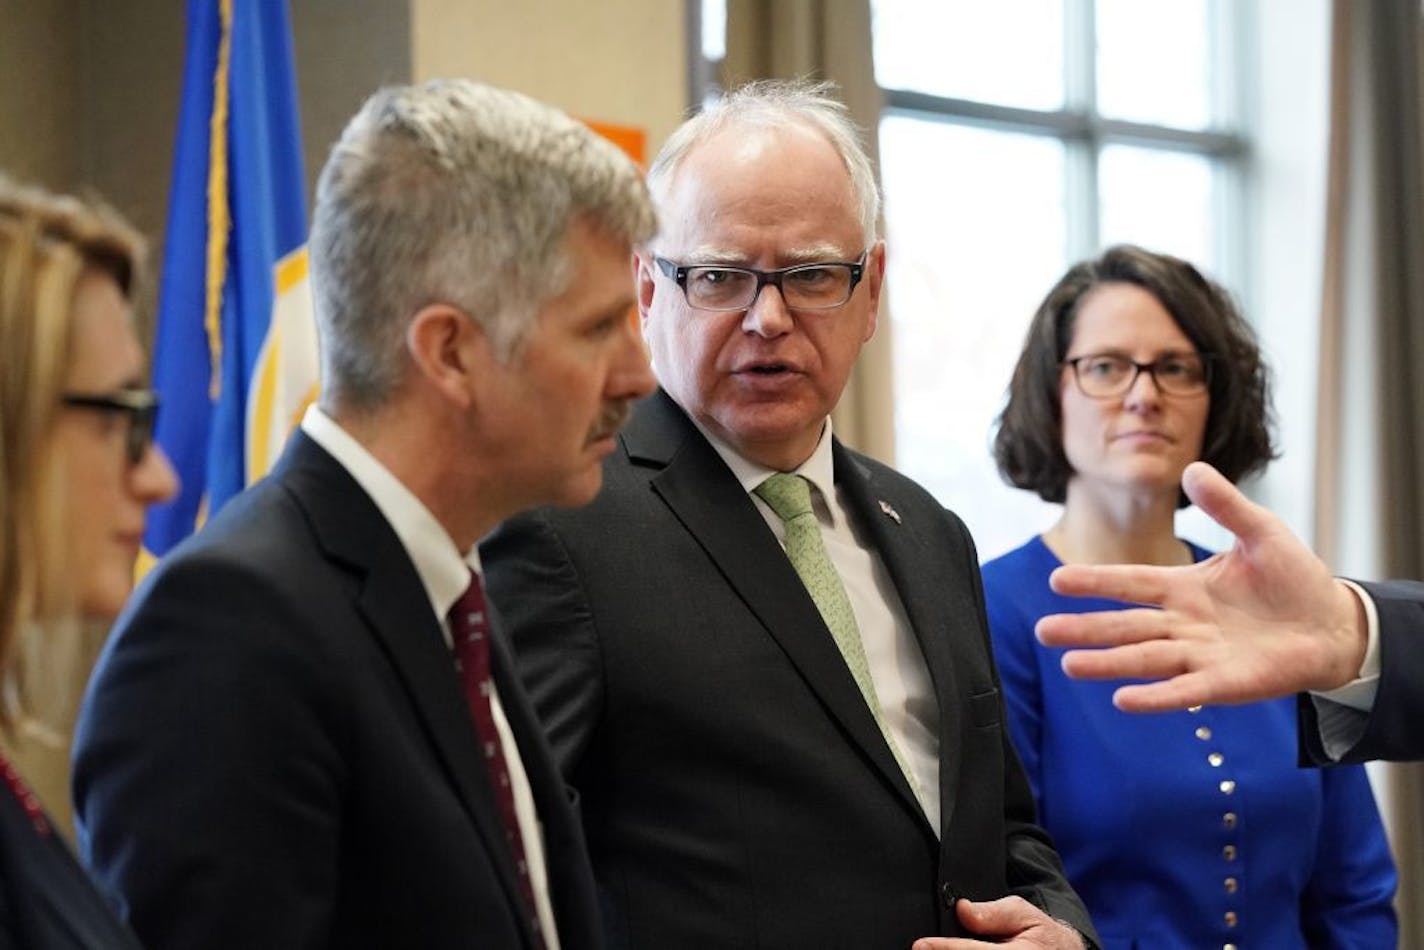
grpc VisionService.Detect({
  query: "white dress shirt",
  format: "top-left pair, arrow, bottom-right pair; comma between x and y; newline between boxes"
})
1310,578 -> 1382,760
302,407 -> 561,948
695,417 -> 943,834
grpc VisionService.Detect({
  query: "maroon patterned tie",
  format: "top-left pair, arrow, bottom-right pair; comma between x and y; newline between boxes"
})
450,570 -> 546,948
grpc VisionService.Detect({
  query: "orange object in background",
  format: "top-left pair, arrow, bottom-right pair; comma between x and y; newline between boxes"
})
582,119 -> 648,330
583,119 -> 646,167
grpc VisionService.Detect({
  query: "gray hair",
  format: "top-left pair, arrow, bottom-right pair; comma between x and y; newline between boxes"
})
646,79 -> 880,245
310,79 -> 657,410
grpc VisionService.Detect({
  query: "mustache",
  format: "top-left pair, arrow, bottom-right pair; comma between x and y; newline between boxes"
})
588,400 -> 633,443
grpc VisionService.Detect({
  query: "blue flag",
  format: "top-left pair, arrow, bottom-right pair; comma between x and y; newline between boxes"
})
143,0 -> 317,565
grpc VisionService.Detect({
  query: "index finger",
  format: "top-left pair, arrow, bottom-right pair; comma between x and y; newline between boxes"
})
1048,562 -> 1172,606
1036,606 -> 1172,649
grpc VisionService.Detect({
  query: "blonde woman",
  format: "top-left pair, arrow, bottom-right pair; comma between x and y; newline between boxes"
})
0,176 -> 176,946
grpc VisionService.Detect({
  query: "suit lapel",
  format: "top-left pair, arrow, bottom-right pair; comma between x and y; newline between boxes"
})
625,393 -> 923,820
277,432 -> 535,943
834,442 -> 966,834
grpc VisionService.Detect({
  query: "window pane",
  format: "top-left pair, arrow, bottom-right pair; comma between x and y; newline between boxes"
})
872,0 -> 1064,111
879,116 -> 1067,559
1097,0 -> 1214,129
1098,145 -> 1216,268
701,0 -> 726,61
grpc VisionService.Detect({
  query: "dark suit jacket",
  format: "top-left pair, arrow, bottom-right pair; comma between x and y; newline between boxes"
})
482,391 -> 1096,949
72,432 -> 601,949
0,782 -> 141,949
1300,579 -> 1424,764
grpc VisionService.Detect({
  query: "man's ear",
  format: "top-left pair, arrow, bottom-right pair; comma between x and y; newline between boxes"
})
862,240 -> 887,343
406,303 -> 491,410
634,251 -> 657,327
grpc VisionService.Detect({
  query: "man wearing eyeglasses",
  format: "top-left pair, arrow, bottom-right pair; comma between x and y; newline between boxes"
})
483,79 -> 1095,950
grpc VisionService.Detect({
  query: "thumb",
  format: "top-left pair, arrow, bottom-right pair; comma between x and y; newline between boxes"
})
1181,461 -> 1266,542
955,896 -> 1021,933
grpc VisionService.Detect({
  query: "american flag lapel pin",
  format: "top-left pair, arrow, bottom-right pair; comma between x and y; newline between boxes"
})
878,499 -> 902,524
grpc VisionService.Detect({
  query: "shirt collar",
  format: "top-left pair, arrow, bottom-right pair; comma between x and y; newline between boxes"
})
301,405 -> 479,626
691,416 -> 840,528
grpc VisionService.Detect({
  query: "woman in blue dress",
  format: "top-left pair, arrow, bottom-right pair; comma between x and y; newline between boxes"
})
982,244 -> 1397,949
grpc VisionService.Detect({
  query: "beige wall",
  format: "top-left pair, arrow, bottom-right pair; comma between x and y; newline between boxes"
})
291,0 -> 412,201
81,0 -> 185,274
411,0 -> 689,159
0,0 -> 83,191
2,0 -> 681,250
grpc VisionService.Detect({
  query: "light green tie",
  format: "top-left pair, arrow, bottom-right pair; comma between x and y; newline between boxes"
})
754,473 -> 920,794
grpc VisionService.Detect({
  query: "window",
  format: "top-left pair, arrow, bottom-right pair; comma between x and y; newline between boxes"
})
687,0 -> 1267,558
873,0 -> 1246,558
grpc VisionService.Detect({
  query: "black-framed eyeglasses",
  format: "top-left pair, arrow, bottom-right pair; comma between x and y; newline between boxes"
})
1063,353 -> 1213,398
654,251 -> 868,312
61,389 -> 160,466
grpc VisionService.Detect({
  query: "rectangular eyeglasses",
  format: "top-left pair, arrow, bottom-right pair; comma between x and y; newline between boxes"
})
654,251 -> 867,312
1063,353 -> 1213,398
61,388 -> 161,466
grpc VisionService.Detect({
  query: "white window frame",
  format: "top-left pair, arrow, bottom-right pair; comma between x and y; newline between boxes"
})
876,0 -> 1250,290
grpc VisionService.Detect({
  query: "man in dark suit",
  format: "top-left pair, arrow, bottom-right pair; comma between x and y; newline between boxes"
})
71,79 -> 657,949
482,80 -> 1095,950
1039,459 -> 1424,764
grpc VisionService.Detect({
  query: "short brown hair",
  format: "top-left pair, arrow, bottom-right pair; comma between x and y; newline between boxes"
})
994,244 -> 1276,506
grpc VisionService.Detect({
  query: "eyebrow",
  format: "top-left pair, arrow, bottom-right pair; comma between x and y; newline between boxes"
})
1072,348 -> 1201,359
779,243 -> 854,265
82,374 -> 148,393
669,243 -> 857,267
674,246 -> 744,266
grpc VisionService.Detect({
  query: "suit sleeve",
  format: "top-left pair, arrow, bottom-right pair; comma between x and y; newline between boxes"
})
0,844 -> 19,950
481,509 -> 605,778
73,554 -> 348,949
956,529 -> 1098,947
1300,579 -> 1424,763
1300,764 -> 1398,944
981,564 -> 1046,810
994,669 -> 1095,944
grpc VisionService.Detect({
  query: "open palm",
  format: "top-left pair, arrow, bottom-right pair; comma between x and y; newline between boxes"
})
1035,461 -> 1366,712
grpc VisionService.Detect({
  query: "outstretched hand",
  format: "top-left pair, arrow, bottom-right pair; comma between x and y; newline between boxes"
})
911,897 -> 1085,949
1034,461 -> 1368,712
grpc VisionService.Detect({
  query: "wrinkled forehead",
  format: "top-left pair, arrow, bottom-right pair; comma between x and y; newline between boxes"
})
653,124 -> 862,260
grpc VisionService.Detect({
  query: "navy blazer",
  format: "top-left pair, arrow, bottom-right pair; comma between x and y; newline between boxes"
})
1300,578 -> 1424,763
0,778 -> 140,949
73,432 -> 601,949
483,390 -> 1095,949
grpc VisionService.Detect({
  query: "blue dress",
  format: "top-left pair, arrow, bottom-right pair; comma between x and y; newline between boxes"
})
983,535 -> 1397,949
